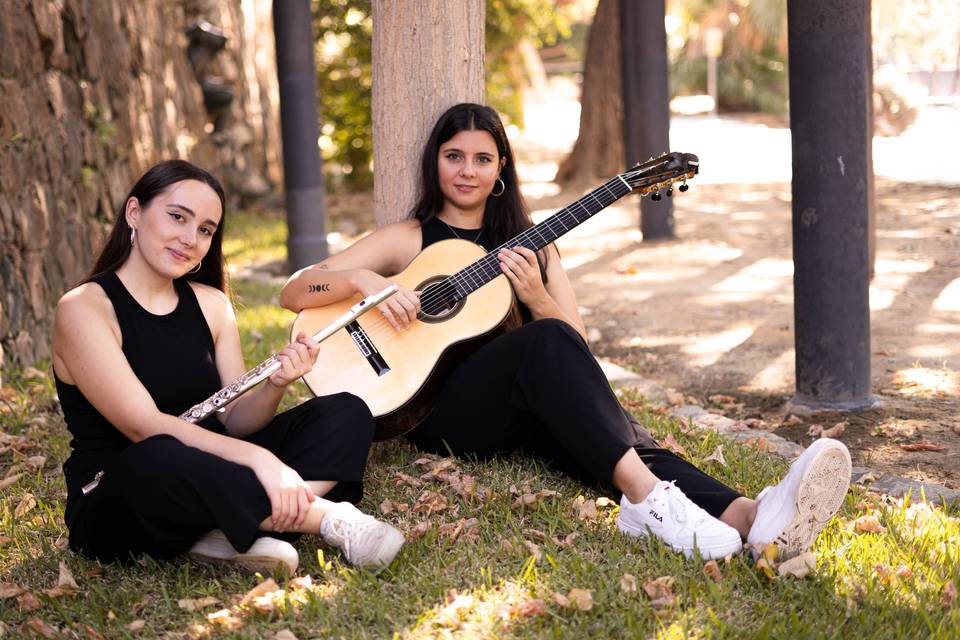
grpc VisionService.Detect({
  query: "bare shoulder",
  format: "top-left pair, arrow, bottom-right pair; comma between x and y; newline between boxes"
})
371,219 -> 422,270
54,282 -> 113,327
188,282 -> 235,329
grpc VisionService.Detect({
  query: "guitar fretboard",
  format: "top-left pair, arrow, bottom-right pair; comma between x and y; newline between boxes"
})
448,176 -> 632,298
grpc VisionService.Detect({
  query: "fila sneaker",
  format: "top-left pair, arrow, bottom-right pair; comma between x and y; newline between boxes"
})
747,437 -> 852,559
320,502 -> 405,570
617,480 -> 743,560
188,529 -> 299,573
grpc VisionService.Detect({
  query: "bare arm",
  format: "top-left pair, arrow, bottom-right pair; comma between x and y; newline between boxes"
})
280,220 -> 423,329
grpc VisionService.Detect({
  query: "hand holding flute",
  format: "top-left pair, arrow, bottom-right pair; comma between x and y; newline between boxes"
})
180,286 -> 398,423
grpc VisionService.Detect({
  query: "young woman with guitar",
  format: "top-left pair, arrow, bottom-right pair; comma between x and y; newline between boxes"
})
52,160 -> 403,573
281,104 -> 852,561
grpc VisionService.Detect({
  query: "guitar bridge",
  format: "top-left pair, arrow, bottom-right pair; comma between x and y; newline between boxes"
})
346,321 -> 390,376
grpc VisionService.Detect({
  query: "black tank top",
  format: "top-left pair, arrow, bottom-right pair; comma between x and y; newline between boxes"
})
57,272 -> 222,525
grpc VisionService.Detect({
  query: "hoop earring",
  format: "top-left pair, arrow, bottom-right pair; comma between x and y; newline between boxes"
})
130,228 -> 136,245
491,177 -> 505,197
187,260 -> 202,275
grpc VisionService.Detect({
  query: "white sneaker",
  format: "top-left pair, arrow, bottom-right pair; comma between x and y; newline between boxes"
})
320,502 -> 404,570
617,481 -> 743,560
188,530 -> 299,573
747,437 -> 852,559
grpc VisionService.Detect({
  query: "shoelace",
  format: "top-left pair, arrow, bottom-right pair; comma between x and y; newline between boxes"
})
655,481 -> 708,528
328,515 -> 356,559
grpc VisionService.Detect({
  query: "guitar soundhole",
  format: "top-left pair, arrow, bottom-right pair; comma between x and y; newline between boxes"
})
417,276 -> 464,324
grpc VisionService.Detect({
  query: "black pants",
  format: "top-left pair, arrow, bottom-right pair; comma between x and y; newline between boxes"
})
68,393 -> 374,564
409,319 -> 741,518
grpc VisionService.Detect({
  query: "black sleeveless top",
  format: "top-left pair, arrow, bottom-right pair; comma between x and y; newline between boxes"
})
419,216 -> 535,322
56,272 -> 223,526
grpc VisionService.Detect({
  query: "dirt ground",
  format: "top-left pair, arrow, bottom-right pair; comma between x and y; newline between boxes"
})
319,90 -> 960,490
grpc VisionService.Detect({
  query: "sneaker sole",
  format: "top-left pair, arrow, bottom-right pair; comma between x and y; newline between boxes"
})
188,550 -> 296,574
773,443 -> 852,558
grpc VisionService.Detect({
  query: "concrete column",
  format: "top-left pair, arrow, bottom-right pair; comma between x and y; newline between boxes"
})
620,0 -> 674,240
788,0 -> 875,409
274,0 -> 328,270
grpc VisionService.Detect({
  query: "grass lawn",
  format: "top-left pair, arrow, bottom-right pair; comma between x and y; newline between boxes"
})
1,210 -> 957,639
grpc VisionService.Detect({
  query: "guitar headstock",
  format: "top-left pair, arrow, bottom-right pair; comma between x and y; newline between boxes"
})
620,152 -> 699,200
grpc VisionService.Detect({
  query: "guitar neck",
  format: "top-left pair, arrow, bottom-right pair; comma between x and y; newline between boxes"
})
449,175 -> 632,298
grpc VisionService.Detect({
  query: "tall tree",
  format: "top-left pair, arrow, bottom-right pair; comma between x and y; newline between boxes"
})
554,0 -> 623,188
371,1 -> 485,226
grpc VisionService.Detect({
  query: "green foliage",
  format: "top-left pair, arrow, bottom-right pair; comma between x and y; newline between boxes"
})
667,0 -> 788,113
312,0 -> 571,191
485,0 -> 572,126
313,0 -> 373,191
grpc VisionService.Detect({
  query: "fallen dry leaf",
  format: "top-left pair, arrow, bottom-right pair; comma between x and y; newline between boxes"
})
187,622 -> 213,639
703,444 -> 726,467
43,560 -> 80,597
412,490 -> 448,516
703,559 -> 722,582
551,592 -> 569,607
567,588 -> 593,611
873,419 -> 916,439
620,574 -> 637,593
409,521 -> 432,540
0,582 -> 24,599
131,596 -> 150,614
523,540 -> 542,563
17,591 -> 42,612
240,578 -> 279,606
895,564 -> 913,579
778,552 -> 817,578
821,421 -> 848,438
643,576 -> 677,608
572,495 -> 598,521
661,433 -> 688,457
22,366 -> 48,380
206,609 -> 244,631
392,472 -> 423,488
510,598 -> 547,619
942,581 -> 957,606
178,596 -> 221,611
26,618 -> 57,638
853,514 -> 887,534
745,437 -> 778,453
899,441 -> 946,452
0,474 -> 23,491
665,389 -> 684,406
522,528 -> 546,541
511,490 -> 558,510
709,394 -> 736,405
14,493 -> 36,518
126,619 -> 146,633
756,558 -> 777,580
551,532 -> 578,548
807,424 -> 824,437
272,630 -> 300,640
782,414 -> 802,426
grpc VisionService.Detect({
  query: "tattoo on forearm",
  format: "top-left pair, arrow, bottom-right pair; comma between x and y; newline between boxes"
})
309,283 -> 331,293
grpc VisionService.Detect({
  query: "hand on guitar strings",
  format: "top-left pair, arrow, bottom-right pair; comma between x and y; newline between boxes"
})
354,270 -> 421,331
267,331 -> 321,389
498,246 -> 548,308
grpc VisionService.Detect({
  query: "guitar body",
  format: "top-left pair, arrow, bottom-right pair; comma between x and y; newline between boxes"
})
292,239 -> 519,440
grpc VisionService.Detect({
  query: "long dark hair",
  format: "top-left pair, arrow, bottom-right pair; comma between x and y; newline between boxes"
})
410,103 -> 547,278
86,160 -> 228,292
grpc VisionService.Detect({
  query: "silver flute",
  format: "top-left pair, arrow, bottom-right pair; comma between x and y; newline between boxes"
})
179,285 -> 398,424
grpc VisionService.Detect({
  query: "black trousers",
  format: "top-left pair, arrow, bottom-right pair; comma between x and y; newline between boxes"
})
68,393 -> 374,564
409,319 -> 741,518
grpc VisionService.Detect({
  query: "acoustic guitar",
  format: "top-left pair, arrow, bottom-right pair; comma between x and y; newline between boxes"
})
292,152 -> 699,440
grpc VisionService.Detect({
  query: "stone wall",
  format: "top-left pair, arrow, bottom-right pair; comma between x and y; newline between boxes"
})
0,0 -> 281,366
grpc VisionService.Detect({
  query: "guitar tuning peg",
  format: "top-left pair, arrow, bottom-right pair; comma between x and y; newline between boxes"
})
651,191 -> 662,201
678,182 -> 689,193
666,187 -> 673,197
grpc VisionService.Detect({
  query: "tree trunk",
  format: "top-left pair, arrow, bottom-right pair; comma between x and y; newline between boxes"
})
371,0 -> 485,226
554,0 -> 623,188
